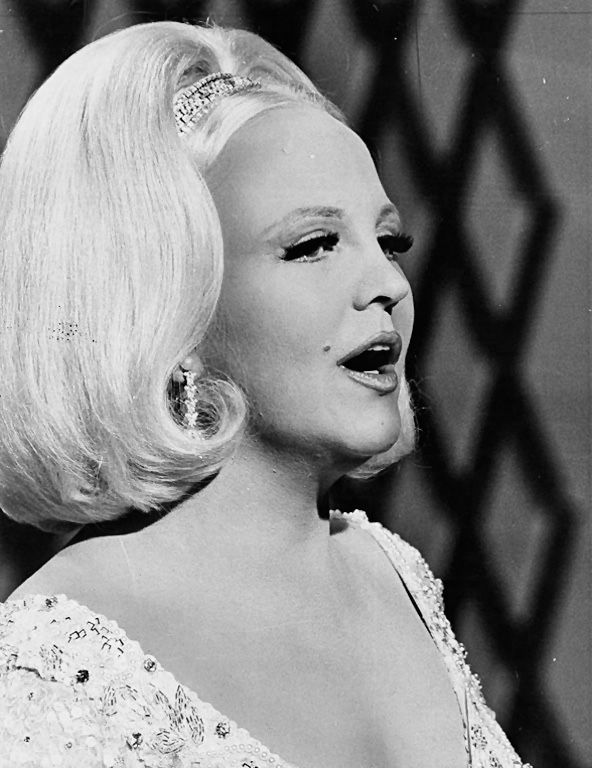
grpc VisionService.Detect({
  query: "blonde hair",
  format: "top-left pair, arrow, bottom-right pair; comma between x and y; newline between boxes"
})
0,22 -> 336,531
0,22 -> 414,531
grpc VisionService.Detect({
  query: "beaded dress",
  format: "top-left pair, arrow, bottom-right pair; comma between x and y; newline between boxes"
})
0,511 -> 531,768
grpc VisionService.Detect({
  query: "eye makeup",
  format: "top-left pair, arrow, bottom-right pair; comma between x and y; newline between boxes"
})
281,230 -> 413,264
281,231 -> 339,262
377,232 -> 414,261
269,200 -> 413,265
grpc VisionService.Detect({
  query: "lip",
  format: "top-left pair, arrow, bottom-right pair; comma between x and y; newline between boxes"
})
337,330 -> 402,395
337,330 -> 402,367
341,366 -> 399,394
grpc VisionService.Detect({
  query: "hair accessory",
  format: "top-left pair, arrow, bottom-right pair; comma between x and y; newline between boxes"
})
182,370 -> 198,430
174,72 -> 261,135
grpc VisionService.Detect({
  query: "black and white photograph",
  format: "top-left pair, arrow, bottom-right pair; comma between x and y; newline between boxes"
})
0,2 -> 590,767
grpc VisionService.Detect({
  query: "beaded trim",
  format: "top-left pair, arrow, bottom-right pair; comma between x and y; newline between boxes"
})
1,520 -> 532,768
174,72 -> 261,135
334,510 -> 533,768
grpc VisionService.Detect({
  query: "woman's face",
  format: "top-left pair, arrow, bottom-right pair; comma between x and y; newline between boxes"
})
202,106 -> 414,469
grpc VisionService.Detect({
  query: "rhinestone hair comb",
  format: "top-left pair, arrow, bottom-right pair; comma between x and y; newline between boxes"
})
174,72 -> 261,135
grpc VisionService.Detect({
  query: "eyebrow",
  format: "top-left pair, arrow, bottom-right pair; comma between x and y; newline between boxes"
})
260,202 -> 404,239
260,206 -> 345,238
376,202 -> 401,225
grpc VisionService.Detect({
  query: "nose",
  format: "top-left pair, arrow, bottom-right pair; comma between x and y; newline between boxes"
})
352,242 -> 411,314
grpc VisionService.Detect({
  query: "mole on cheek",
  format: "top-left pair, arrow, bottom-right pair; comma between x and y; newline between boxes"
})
322,343 -> 331,352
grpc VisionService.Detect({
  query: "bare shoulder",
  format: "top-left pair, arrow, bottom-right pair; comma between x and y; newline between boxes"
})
6,524 -> 184,657
7,533 -> 135,613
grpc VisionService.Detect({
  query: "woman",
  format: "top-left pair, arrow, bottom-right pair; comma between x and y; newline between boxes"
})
0,22 -> 530,768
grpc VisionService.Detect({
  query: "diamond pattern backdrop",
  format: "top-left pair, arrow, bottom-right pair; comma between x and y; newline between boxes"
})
0,2 -> 589,766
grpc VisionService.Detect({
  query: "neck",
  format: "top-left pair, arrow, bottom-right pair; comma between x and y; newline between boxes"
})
155,436 -> 344,583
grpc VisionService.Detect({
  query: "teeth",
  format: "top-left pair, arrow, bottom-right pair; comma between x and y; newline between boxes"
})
367,344 -> 390,352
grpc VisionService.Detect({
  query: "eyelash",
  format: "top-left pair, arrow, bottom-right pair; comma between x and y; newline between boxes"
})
281,231 -> 414,263
377,233 -> 414,261
282,232 -> 339,262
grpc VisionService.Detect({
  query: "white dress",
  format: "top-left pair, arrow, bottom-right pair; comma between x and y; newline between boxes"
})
0,511 -> 532,768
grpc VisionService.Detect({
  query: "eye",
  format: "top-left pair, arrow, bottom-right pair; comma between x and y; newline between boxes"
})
378,232 -> 414,262
281,232 -> 339,262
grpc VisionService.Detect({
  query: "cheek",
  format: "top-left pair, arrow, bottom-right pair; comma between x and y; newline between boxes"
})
205,268 -> 323,386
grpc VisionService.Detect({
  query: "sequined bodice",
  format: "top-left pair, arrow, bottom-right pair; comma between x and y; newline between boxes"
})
0,511 -> 531,768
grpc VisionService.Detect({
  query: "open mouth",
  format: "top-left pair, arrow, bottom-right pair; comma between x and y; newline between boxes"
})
340,344 -> 395,375
338,332 -> 401,394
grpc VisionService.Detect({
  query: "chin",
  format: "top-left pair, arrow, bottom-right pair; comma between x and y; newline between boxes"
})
346,377 -> 416,479
332,401 -> 403,463
354,416 -> 402,458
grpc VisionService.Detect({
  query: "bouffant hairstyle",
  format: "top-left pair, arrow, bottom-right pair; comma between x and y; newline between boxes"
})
0,22 -> 340,531
0,22 -> 414,531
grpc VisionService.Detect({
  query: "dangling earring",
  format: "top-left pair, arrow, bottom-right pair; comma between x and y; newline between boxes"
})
182,370 -> 198,430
